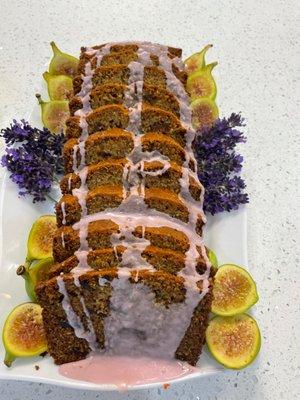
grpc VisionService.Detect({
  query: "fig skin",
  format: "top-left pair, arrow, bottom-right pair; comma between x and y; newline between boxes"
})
206,314 -> 261,369
184,44 -> 213,74
2,303 -> 47,367
207,247 -> 218,268
16,264 -> 35,301
43,71 -> 73,101
49,41 -> 79,77
187,62 -> 218,101
17,258 -> 54,302
36,94 -> 69,134
16,216 -> 56,301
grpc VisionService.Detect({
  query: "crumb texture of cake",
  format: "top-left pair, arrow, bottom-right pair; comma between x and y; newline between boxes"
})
36,41 -> 213,367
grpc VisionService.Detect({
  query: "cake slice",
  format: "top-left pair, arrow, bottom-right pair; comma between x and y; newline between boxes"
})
60,159 -> 202,200
77,45 -> 184,77
63,130 -> 187,173
53,222 -> 193,263
69,83 -> 181,117
73,64 -> 186,95
47,246 -> 209,279
56,186 -> 204,233
65,104 -> 187,146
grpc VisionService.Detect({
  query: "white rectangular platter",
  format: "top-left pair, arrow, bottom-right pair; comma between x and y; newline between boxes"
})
0,97 -> 247,391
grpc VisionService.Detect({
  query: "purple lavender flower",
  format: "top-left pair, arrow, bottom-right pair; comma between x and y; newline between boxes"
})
195,113 -> 249,215
1,120 -> 64,202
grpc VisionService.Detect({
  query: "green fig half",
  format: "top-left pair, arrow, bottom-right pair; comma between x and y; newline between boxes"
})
3,303 -> 47,367
43,71 -> 73,101
17,258 -> 54,302
187,62 -> 217,101
184,44 -> 213,74
191,98 -> 219,129
206,314 -> 261,369
27,215 -> 56,261
211,264 -> 259,316
49,42 -> 79,77
36,94 -> 69,134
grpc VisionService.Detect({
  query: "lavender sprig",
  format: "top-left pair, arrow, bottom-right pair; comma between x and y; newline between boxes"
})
195,113 -> 249,215
1,120 -> 64,202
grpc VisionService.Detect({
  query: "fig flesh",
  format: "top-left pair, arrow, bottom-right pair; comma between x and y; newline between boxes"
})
211,264 -> 259,316
27,215 -> 56,261
191,98 -> 219,129
49,41 -> 78,77
36,94 -> 69,134
187,62 -> 217,101
43,71 -> 73,101
206,314 -> 261,369
2,303 -> 47,367
184,44 -> 212,74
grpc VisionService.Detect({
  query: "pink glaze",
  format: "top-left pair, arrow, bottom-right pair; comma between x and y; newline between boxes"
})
59,355 -> 197,390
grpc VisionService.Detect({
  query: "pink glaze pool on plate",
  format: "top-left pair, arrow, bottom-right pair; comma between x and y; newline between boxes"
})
59,355 -> 197,390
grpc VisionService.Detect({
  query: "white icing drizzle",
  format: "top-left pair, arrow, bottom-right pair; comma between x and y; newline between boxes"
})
57,274 -> 98,351
121,42 -> 209,284
139,159 -> 171,198
61,232 -> 65,249
132,42 -> 210,283
73,271 -> 98,347
111,46 -> 174,268
98,270 -> 207,359
67,175 -> 72,191
61,202 -> 66,225
73,209 -> 208,284
85,43 -> 112,68
57,45 -> 114,352
72,167 -> 88,217
110,229 -> 153,271
58,41 -> 211,358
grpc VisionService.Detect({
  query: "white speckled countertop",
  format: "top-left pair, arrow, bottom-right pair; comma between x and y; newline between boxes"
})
0,0 -> 299,399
